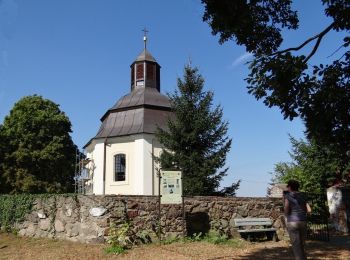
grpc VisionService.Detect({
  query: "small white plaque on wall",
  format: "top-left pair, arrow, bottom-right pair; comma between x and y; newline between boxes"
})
160,170 -> 182,204
89,207 -> 107,217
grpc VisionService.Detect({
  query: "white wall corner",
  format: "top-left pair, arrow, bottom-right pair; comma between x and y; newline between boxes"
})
91,142 -> 104,195
134,138 -> 145,194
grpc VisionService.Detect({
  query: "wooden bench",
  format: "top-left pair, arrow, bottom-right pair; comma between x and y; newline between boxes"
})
234,218 -> 277,242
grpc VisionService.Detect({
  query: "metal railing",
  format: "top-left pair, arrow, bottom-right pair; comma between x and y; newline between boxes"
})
306,192 -> 330,241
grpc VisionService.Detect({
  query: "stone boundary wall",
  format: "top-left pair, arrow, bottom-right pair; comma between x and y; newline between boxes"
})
16,195 -> 286,243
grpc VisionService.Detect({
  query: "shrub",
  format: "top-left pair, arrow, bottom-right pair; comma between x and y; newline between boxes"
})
0,194 -> 34,232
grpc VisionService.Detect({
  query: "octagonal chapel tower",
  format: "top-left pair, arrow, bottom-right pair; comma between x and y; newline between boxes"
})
84,38 -> 172,195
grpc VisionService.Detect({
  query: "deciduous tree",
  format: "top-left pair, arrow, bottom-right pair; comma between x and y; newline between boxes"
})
202,0 -> 350,174
0,95 -> 77,193
270,136 -> 349,194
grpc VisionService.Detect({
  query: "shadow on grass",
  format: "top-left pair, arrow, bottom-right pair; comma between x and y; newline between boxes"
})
228,245 -> 293,260
327,235 -> 350,247
233,236 -> 350,260
204,246 -> 293,260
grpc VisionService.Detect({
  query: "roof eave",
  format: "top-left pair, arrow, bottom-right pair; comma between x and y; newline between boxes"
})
100,104 -> 172,122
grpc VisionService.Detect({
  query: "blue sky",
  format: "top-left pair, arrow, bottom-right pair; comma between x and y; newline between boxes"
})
0,0 -> 344,196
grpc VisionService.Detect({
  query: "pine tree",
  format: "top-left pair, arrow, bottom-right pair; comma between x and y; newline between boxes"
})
156,65 -> 238,196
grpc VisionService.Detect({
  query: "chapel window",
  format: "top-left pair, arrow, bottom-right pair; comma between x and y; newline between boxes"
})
114,154 -> 126,181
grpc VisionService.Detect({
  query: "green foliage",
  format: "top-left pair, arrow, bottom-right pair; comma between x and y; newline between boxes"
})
202,0 -> 298,54
106,222 -> 133,250
162,236 -> 181,245
135,229 -> 152,244
185,231 -> 244,246
189,232 -> 203,242
0,95 -> 77,193
202,0 -> 350,172
156,65 -> 239,196
0,194 -> 34,232
206,235 -> 228,244
215,181 -> 241,197
181,232 -> 204,243
271,136 -> 349,194
104,245 -> 126,255
203,231 -> 229,244
0,125 -> 6,193
0,193 -> 77,233
106,221 -> 155,252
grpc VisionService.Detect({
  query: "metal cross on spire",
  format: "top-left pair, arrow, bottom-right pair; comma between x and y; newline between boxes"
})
142,27 -> 149,49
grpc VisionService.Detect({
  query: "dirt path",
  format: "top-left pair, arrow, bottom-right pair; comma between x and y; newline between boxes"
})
0,233 -> 349,259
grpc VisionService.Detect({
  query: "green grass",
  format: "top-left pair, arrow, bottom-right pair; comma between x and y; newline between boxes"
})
162,231 -> 249,248
104,245 -> 126,255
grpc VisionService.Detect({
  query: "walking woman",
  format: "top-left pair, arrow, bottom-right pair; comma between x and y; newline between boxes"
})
284,180 -> 312,260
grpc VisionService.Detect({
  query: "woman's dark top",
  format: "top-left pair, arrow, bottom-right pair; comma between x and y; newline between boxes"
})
285,192 -> 307,222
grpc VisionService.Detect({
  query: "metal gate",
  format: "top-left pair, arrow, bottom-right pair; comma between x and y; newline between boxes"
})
305,192 -> 329,241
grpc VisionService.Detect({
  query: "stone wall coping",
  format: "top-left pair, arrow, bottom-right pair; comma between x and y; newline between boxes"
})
80,195 -> 280,201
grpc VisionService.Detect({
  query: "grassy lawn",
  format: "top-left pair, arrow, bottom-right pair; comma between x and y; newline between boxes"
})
0,232 -> 349,259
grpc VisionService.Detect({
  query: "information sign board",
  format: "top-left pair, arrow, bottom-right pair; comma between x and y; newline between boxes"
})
160,171 -> 182,204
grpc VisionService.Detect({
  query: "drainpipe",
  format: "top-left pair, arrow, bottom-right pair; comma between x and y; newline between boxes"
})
102,137 -> 107,195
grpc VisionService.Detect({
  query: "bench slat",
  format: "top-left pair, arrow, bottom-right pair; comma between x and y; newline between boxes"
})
234,218 -> 273,227
236,221 -> 272,226
233,217 -> 277,242
234,218 -> 271,222
237,228 -> 276,233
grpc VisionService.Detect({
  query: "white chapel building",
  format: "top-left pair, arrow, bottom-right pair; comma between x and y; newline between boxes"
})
84,40 -> 172,195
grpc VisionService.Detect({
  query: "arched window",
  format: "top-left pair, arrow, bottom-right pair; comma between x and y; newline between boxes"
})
114,154 -> 126,181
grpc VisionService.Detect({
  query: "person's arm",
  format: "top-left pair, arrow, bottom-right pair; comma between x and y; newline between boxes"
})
284,198 -> 290,216
306,203 -> 312,214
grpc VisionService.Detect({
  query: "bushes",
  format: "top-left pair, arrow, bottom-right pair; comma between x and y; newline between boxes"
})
105,221 -> 154,255
0,193 -> 75,232
0,194 -> 34,232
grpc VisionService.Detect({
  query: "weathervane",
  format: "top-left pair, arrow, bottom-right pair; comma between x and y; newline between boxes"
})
142,27 -> 149,49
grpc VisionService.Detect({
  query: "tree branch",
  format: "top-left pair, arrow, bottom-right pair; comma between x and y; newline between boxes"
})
337,51 -> 348,62
304,24 -> 334,63
327,44 -> 345,58
271,23 -> 335,59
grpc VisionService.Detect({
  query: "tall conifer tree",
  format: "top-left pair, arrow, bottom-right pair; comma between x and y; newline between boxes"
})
157,65 -> 238,196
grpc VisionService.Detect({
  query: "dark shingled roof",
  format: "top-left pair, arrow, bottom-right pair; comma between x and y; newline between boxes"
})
84,48 -> 172,148
84,87 -> 172,148
94,107 -> 171,139
106,87 -> 170,114
134,49 -> 157,63
96,86 -> 171,137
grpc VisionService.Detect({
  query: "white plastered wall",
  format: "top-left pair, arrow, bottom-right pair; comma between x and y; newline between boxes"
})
86,134 -> 164,195
135,134 -> 161,195
105,136 -> 135,195
143,134 -> 162,196
85,140 -> 104,195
